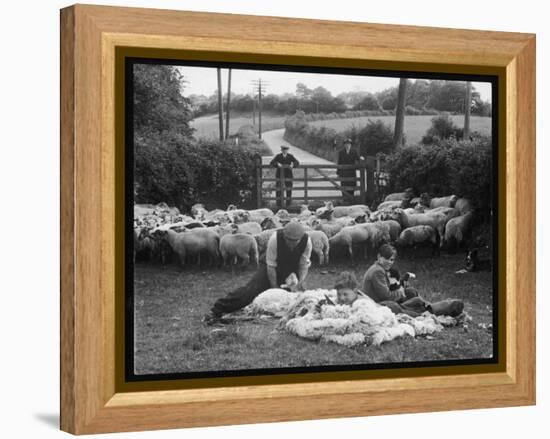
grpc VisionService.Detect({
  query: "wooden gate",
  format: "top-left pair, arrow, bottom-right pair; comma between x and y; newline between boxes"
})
255,157 -> 378,207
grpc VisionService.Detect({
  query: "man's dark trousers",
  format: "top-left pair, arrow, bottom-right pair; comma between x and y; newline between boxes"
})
276,180 -> 293,206
211,263 -> 272,316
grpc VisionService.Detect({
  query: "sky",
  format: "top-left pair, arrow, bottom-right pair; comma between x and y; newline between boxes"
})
175,66 -> 492,102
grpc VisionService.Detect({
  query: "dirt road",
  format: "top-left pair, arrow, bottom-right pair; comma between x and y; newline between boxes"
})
260,129 -> 343,203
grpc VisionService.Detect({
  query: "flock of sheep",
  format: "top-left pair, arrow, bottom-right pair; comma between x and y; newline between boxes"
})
134,191 -> 474,269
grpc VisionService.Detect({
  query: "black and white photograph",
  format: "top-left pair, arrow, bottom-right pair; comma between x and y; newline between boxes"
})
129,60 -> 496,379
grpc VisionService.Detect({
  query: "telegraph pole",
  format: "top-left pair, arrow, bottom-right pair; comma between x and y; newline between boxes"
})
251,79 -> 268,139
225,68 -> 232,140
216,68 -> 224,141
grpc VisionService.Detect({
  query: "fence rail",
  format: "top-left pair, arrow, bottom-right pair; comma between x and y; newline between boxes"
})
255,155 -> 389,208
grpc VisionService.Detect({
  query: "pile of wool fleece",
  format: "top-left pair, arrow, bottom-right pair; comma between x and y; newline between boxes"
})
245,288 -> 461,347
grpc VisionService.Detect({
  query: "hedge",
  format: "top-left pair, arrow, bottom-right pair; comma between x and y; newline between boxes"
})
134,134 -> 258,212
383,136 -> 493,214
283,111 -> 396,161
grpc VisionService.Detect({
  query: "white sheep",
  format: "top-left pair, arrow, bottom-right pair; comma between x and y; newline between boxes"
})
376,200 -> 403,211
298,205 -> 313,218
253,229 -> 280,255
429,195 -> 459,208
246,208 -> 274,224
154,228 -> 220,268
307,230 -> 330,265
236,221 -> 262,235
444,211 -> 474,248
220,233 -> 259,268
328,225 -> 370,260
396,225 -> 439,251
384,188 -> 414,202
310,218 -> 344,238
378,220 -> 402,242
190,203 -> 208,220
391,208 -> 448,246
425,206 -> 461,222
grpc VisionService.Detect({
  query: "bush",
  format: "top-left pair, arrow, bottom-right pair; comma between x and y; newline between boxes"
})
346,120 -> 395,156
421,115 -> 464,144
383,136 -> 493,214
405,105 -> 422,116
134,135 -> 258,211
235,124 -> 272,156
283,111 -> 339,161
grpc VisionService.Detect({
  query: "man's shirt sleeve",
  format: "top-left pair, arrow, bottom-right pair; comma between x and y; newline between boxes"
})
265,233 -> 278,267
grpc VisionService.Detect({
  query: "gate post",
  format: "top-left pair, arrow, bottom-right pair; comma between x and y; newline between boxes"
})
280,167 -> 286,207
365,156 -> 376,205
304,167 -> 308,204
255,155 -> 262,208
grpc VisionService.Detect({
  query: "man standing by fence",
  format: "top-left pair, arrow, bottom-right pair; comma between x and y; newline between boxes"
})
270,144 -> 299,207
337,138 -> 363,200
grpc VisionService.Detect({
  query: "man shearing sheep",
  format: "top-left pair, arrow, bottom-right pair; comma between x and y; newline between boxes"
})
203,221 -> 312,325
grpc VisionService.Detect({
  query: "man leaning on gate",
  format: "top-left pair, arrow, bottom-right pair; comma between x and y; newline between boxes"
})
270,144 -> 299,207
337,138 -> 364,200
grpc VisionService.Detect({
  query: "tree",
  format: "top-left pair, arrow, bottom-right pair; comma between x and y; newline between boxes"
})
393,78 -> 408,148
296,82 -> 312,99
225,68 -> 232,140
353,94 -> 380,111
133,64 -> 194,139
464,81 -> 472,140
216,68 -> 224,141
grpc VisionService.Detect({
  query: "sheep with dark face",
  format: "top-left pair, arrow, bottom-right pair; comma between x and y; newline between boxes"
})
261,216 -> 283,230
220,233 -> 259,268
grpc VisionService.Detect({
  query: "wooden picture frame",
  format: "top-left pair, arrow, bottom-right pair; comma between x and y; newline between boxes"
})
60,4 -> 536,434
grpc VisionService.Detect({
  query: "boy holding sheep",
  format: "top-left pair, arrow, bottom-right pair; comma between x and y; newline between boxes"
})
362,244 -> 465,317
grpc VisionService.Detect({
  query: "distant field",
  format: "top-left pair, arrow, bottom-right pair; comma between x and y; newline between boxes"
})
308,115 -> 492,145
191,112 -> 288,139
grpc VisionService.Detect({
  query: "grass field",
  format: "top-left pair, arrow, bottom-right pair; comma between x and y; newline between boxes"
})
134,252 -> 494,375
191,111 -> 288,139
308,115 -> 492,145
